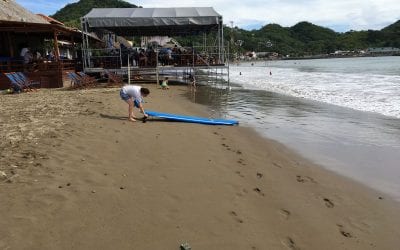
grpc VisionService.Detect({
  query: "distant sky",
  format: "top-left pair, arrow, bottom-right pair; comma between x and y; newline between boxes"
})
14,0 -> 400,32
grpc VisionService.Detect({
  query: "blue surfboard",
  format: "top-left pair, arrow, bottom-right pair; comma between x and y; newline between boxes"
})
145,110 -> 239,126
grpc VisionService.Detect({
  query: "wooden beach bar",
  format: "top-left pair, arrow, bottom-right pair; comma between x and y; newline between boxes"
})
0,0 -> 99,90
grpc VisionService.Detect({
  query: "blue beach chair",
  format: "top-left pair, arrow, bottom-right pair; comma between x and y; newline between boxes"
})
104,69 -> 123,86
4,72 -> 25,93
67,72 -> 84,89
77,72 -> 97,85
15,72 -> 41,88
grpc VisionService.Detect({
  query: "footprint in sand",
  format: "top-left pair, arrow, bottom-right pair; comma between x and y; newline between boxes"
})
281,237 -> 300,250
253,187 -> 265,196
323,198 -> 334,208
236,188 -> 249,197
296,175 -> 317,183
221,143 -> 232,151
272,162 -> 282,168
235,171 -> 245,178
279,209 -> 291,220
337,224 -> 353,238
229,211 -> 244,223
347,218 -> 371,233
237,158 -> 246,166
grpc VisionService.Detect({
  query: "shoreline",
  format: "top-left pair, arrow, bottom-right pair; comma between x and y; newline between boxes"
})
228,57 -> 400,201
198,86 -> 400,201
1,85 -> 400,249
237,54 -> 400,62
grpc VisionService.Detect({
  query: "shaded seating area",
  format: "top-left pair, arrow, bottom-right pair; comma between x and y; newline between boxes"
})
0,0 -> 102,90
81,7 -> 226,71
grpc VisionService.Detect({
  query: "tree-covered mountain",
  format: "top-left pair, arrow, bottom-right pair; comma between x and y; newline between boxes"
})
49,0 -> 399,56
51,0 -> 138,28
222,20 -> 400,56
380,20 -> 400,48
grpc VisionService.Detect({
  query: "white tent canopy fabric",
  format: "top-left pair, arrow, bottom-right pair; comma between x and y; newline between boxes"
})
82,7 -> 223,36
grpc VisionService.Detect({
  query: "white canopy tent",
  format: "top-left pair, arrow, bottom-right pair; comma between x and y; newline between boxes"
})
81,7 -> 222,36
80,7 -> 227,77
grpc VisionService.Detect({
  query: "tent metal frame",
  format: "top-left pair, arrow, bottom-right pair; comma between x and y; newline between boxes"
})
80,7 -> 229,85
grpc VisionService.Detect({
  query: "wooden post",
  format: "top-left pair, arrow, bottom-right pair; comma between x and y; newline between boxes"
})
70,35 -> 75,60
53,30 -> 62,87
7,32 -> 14,57
128,54 -> 131,85
53,30 -> 60,61
156,49 -> 159,85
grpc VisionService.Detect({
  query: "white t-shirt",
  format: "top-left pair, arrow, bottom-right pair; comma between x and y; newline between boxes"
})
122,85 -> 142,102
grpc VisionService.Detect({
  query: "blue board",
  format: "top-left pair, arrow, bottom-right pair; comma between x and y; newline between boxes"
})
145,110 -> 239,126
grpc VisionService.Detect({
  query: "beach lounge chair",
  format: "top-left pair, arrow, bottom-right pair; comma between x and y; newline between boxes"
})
4,72 -> 24,93
15,72 -> 41,88
67,72 -> 96,89
4,72 -> 38,92
104,69 -> 123,87
67,72 -> 85,89
77,72 -> 97,84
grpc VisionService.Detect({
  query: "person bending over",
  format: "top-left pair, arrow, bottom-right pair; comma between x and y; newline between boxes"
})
120,85 -> 150,122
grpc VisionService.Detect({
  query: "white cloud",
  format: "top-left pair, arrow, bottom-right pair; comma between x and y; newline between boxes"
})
135,0 -> 400,31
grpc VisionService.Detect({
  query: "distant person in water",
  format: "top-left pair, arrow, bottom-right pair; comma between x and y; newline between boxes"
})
189,74 -> 196,88
119,85 -> 150,122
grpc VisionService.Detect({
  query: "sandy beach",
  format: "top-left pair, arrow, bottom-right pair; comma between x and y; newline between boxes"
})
1,85 -> 400,249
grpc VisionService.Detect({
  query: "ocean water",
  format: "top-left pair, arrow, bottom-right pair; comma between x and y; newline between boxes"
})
190,57 -> 400,200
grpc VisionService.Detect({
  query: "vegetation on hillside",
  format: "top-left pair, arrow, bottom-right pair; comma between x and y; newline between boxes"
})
51,0 -> 399,56
219,20 -> 400,56
51,0 -> 137,28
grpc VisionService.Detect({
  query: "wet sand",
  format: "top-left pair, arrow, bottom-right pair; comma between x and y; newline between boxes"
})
1,85 -> 400,249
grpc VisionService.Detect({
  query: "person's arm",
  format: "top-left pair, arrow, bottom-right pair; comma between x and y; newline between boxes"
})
138,103 -> 148,117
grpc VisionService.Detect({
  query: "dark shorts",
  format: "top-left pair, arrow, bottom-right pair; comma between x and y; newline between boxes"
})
120,89 -> 140,108
120,89 -> 130,101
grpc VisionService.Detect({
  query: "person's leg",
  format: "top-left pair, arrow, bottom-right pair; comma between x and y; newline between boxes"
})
120,90 -> 136,122
126,98 -> 136,122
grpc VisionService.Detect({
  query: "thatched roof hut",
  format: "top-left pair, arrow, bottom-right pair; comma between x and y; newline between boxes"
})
0,1 -> 86,90
36,14 -> 64,25
0,0 -> 48,24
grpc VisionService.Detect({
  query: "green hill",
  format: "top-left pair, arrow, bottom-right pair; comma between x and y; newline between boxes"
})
223,20 -> 400,56
381,20 -> 400,47
51,0 -> 138,28
382,20 -> 400,33
290,22 -> 337,43
49,0 -> 399,56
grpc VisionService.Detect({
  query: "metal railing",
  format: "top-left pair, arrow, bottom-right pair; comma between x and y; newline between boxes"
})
81,46 -> 228,70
